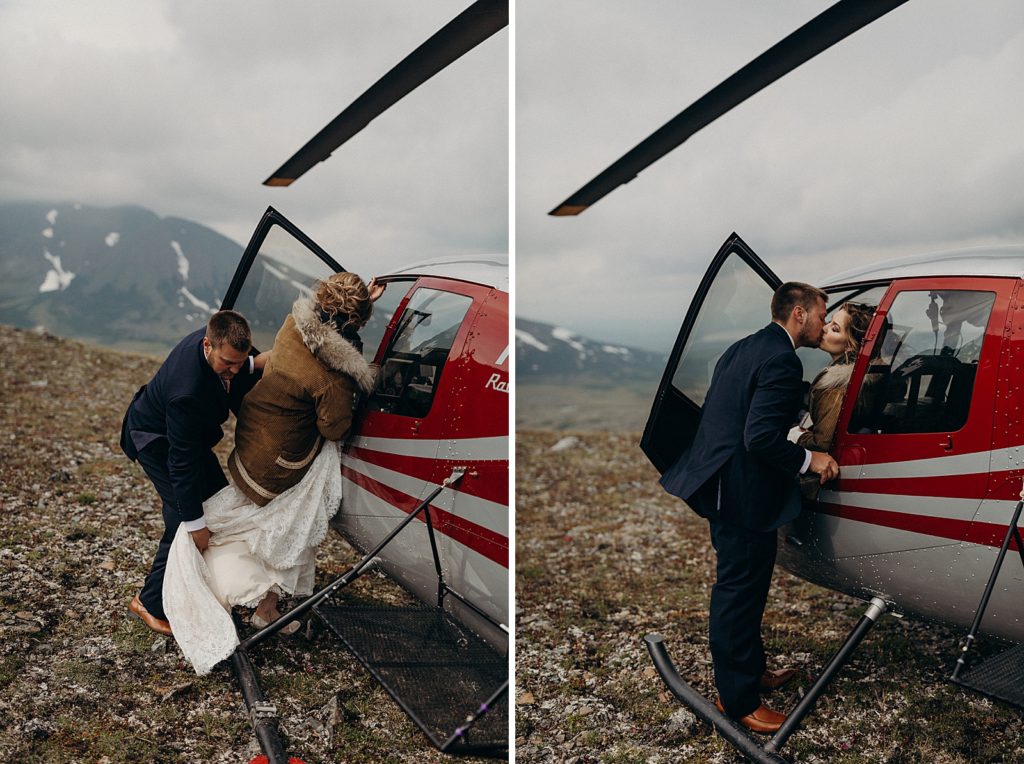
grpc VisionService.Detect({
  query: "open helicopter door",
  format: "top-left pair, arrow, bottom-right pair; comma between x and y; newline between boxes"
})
221,206 -> 343,342
641,232 -> 781,473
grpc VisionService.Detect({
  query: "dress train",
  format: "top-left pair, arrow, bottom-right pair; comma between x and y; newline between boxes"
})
162,442 -> 342,675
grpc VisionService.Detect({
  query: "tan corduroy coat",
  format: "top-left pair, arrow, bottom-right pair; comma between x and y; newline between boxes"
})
797,360 -> 854,499
227,296 -> 375,506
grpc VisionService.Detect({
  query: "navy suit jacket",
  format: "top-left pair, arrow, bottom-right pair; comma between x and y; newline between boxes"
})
660,322 -> 806,532
119,328 -> 260,522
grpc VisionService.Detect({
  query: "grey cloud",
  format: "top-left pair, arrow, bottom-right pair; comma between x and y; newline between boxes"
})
0,1 -> 507,279
518,1 -> 1024,351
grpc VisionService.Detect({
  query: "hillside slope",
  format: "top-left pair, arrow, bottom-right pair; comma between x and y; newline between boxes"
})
0,325 -> 490,763
0,202 -> 243,353
515,430 -> 1023,763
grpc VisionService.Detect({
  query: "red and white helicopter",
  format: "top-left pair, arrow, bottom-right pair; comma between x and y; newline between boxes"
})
212,2 -> 509,761
550,0 -> 1022,760
223,208 -> 509,651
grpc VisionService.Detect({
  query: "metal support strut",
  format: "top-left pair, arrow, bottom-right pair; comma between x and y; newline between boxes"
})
765,596 -> 888,753
646,595 -> 889,762
232,649 -> 288,764
232,468 -> 466,762
241,468 -> 466,651
951,480 -> 1024,682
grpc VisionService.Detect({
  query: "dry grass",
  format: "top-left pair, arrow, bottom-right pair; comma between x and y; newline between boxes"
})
514,430 -> 1024,763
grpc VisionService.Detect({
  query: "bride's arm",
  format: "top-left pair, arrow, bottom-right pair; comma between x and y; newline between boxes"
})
253,350 -> 271,371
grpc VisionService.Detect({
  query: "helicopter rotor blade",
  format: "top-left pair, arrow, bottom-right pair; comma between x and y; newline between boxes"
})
548,0 -> 911,216
264,0 -> 507,187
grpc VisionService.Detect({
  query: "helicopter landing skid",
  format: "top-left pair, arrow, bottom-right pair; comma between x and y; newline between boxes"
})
646,596 -> 889,763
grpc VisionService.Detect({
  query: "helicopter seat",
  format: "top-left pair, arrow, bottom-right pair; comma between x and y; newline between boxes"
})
872,353 -> 976,434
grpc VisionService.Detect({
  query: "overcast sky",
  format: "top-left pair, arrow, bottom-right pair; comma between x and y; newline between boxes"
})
517,1 -> 1024,351
0,1 -> 508,279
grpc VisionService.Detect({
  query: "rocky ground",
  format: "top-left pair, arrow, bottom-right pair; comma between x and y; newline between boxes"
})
0,325 -> 500,763
515,430 -> 1024,764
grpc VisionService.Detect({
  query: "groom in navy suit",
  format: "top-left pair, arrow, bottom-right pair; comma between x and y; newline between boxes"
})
120,310 -> 266,636
660,282 -> 839,733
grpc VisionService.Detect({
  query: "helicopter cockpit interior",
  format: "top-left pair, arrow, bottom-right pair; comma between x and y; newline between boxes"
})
369,287 -> 473,419
848,289 -> 995,435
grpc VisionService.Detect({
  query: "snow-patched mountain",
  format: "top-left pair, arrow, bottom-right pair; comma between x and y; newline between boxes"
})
516,317 -> 665,382
0,202 -> 243,351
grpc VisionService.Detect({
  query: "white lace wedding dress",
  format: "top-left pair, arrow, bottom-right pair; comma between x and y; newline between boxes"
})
162,442 -> 342,675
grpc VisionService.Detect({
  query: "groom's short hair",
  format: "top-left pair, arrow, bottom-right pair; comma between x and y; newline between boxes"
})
206,310 -> 252,352
771,282 -> 828,322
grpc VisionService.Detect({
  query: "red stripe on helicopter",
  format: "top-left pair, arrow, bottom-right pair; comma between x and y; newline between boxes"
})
346,445 -> 508,507
340,464 -> 509,568
816,501 -> 1020,551
838,470 -> 1024,501
837,473 -> 988,499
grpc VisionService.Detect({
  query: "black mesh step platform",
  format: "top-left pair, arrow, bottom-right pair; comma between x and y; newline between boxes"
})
952,643 -> 1024,709
315,603 -> 508,755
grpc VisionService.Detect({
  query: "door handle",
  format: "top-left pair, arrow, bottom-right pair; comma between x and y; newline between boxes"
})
940,435 -> 953,451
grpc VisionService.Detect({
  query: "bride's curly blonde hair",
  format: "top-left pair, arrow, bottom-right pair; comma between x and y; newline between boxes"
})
314,272 -> 373,332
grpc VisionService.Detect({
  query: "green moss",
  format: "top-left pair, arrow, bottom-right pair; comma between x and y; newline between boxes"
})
0,655 -> 25,689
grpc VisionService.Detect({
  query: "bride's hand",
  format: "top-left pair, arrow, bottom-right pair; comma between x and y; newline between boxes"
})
190,527 -> 211,554
367,277 -> 386,302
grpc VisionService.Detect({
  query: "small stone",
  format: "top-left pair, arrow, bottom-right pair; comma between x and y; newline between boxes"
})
517,691 -> 536,705
151,639 -> 166,654
667,707 -> 697,736
15,611 -> 35,621
549,436 -> 580,453
98,560 -> 116,571
159,682 -> 193,701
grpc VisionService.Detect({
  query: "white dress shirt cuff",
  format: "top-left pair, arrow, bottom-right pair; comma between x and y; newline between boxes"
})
799,449 -> 812,475
248,355 -> 254,374
182,516 -> 207,532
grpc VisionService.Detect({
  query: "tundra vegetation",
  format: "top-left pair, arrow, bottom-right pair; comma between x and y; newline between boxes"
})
0,325 -> 493,763
515,429 -> 1023,763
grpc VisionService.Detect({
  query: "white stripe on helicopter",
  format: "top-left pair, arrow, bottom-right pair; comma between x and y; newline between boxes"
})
818,490 -> 984,521
341,452 -> 508,537
841,445 -> 1024,481
346,435 -> 508,462
337,479 -> 509,609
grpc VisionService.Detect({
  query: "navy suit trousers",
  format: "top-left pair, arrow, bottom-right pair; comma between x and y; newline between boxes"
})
136,441 -> 227,620
708,519 -> 778,717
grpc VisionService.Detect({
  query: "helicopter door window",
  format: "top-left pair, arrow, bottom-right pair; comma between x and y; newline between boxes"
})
358,278 -> 412,365
848,290 -> 995,435
671,251 -> 776,406
368,287 -> 473,419
230,223 -> 336,352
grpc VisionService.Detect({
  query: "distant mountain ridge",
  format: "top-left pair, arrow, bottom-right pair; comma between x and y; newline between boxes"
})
0,201 -> 243,352
516,316 -> 666,382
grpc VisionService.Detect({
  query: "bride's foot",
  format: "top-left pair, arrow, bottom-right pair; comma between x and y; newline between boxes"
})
251,607 -> 301,635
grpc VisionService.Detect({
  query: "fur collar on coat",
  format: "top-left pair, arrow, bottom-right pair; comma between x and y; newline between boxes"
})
291,296 -> 375,394
814,360 -> 855,390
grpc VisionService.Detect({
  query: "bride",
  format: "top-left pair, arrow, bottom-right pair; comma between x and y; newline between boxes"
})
163,272 -> 381,674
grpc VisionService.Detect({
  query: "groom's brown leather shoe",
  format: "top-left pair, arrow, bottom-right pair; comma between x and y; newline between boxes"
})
716,699 -> 786,734
759,668 -> 799,690
129,594 -> 172,636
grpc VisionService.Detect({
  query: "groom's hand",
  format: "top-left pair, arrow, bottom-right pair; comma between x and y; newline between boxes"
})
808,451 -> 840,484
190,527 -> 211,553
